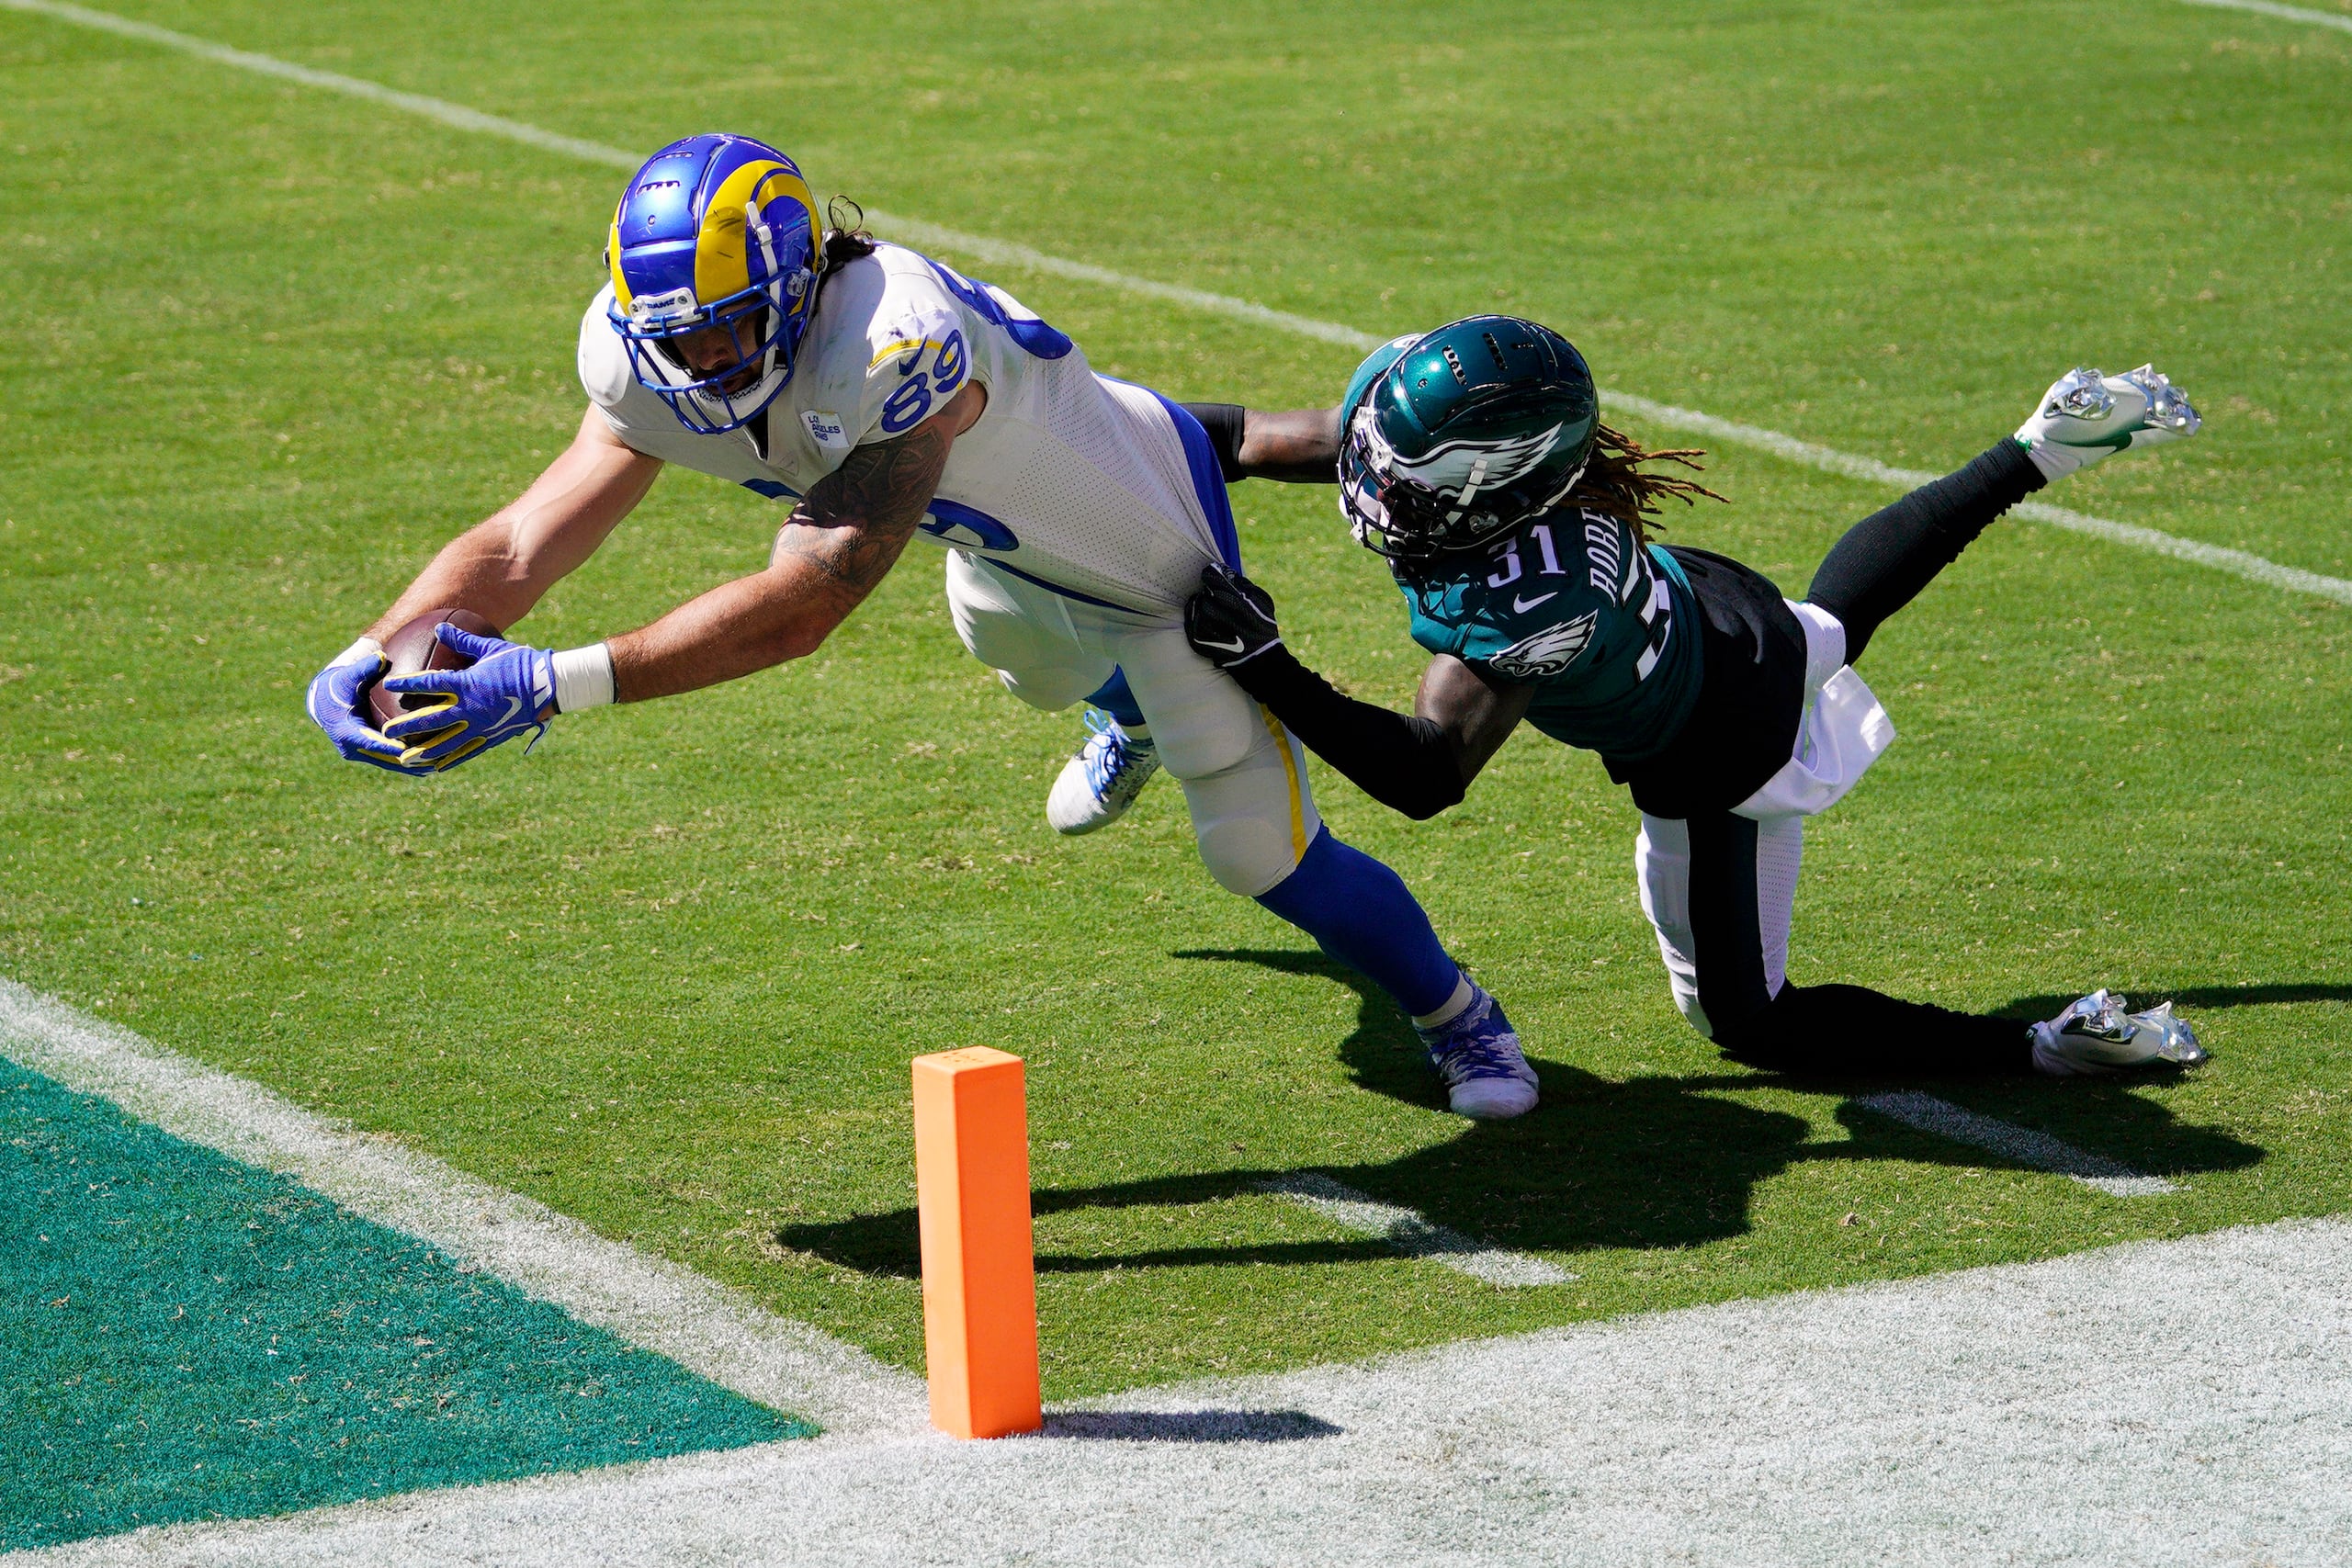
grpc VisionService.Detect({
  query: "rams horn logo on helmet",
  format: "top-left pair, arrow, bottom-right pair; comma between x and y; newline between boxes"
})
605,132 -> 825,436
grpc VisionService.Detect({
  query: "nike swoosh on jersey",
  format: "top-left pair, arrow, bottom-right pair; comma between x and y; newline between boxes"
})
1512,591 -> 1560,613
1200,637 -> 1248,653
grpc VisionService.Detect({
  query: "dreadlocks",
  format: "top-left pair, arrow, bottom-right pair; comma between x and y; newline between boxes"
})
820,196 -> 878,272
1566,423 -> 1727,543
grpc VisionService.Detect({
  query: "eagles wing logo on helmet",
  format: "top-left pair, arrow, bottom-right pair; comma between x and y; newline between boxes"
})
1339,316 -> 1602,560
1389,423 -> 1566,498
1485,612 -> 1599,681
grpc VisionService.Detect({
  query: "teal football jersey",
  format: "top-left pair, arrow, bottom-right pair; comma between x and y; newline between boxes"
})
1346,339 -> 1705,762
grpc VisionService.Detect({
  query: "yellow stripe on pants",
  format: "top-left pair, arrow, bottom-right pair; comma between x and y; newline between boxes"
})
1259,705 -> 1309,863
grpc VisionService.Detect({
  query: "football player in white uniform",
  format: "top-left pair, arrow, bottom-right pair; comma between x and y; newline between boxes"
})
303,133 -> 1540,1118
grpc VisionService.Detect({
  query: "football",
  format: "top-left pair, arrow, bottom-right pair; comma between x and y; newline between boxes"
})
365,606 -> 501,730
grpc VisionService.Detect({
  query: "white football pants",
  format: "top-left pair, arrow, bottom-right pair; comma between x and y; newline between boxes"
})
943,548 -> 1320,897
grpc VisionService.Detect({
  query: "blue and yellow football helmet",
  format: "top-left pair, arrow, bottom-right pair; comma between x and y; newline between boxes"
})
605,133 -> 825,434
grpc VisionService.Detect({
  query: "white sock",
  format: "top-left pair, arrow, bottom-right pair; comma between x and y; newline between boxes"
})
1411,973 -> 1475,1031
2018,434 -> 2080,483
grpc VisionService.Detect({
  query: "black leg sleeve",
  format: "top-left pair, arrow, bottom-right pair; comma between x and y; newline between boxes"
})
1722,985 -> 2035,1077
1684,813 -> 1780,1030
1804,438 -> 2045,664
1679,811 -> 2034,1077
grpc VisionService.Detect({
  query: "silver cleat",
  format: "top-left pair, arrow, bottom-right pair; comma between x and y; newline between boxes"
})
2042,365 -> 2116,422
2030,989 -> 2208,1077
2017,364 -> 2200,478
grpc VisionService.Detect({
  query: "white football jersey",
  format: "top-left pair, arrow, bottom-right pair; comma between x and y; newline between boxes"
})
578,243 -> 1233,617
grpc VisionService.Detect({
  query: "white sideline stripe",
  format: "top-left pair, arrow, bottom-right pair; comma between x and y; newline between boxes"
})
20,1215 -> 2352,1566
1259,1172 -> 1573,1287
0,978 -> 930,1438
1600,394 -> 2352,607
2177,0 -> 2352,35
1856,1089 -> 2179,1198
0,0 -> 645,170
12,0 -> 2352,610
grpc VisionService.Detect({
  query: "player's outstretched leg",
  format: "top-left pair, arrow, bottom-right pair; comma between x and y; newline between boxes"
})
1047,670 -> 1162,835
1806,366 -> 2199,664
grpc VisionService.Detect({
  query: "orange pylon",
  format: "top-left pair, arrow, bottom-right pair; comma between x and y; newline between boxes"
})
911,1046 -> 1043,1438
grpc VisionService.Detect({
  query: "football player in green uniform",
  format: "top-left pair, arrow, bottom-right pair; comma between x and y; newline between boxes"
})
1176,317 -> 2209,1099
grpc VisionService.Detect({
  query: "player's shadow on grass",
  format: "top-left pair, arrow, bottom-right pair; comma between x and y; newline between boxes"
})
773,952 -> 2265,1280
783,953 -> 1824,1274
774,1058 -> 1814,1272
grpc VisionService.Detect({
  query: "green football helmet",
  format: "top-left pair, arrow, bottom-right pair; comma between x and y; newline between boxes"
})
1340,315 -> 1601,559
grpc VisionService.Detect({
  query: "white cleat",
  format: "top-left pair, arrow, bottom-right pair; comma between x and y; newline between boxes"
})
2014,365 -> 2200,480
1416,984 -> 1540,1120
2030,989 -> 2209,1077
1046,710 -> 1160,836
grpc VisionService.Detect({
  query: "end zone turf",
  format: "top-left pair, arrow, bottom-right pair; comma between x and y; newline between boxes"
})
0,1052 -> 805,1551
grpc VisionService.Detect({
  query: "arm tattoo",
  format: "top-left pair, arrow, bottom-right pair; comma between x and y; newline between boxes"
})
770,412 -> 957,603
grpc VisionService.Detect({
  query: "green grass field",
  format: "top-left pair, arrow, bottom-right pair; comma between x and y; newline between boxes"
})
4,0 -> 2348,1403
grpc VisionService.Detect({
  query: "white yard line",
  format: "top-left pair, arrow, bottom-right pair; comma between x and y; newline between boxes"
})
18,1214 -> 2352,1567
1259,1172 -> 1572,1287
1855,1089 -> 2178,1197
0,978 -> 929,1438
9,0 -> 2351,608
2177,0 -> 2352,35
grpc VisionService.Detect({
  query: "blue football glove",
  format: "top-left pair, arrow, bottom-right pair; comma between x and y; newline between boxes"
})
305,637 -> 434,776
379,624 -> 556,772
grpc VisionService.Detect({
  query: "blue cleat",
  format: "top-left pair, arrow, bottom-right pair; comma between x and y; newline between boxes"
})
1416,984 -> 1539,1120
1046,709 -> 1161,835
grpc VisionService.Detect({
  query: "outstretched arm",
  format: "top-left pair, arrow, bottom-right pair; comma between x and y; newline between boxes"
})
1181,403 -> 1346,484
308,408 -> 664,775
332,382 -> 982,774
1235,407 -> 1345,482
1184,567 -> 1531,819
368,406 -> 665,642
604,380 -> 981,701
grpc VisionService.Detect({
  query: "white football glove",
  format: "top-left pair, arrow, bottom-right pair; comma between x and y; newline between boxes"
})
2014,365 -> 2200,481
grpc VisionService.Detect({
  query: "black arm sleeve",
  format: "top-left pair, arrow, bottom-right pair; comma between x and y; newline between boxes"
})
1222,646 -> 1467,819
1179,401 -> 1249,484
